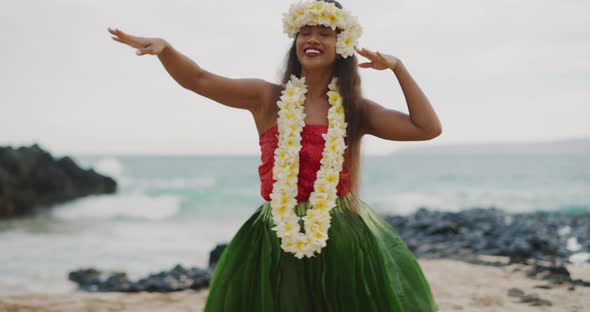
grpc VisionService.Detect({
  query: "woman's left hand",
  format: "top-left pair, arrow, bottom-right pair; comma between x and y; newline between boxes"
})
354,46 -> 401,71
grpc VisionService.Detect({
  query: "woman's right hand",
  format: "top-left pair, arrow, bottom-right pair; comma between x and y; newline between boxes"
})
108,27 -> 168,56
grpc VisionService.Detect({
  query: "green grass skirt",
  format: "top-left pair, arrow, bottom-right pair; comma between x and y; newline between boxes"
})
204,193 -> 439,311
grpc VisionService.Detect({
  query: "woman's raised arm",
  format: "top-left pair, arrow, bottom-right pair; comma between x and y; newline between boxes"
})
108,27 -> 273,114
354,46 -> 442,141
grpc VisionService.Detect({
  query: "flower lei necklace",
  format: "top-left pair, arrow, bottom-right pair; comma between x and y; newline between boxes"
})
269,74 -> 348,259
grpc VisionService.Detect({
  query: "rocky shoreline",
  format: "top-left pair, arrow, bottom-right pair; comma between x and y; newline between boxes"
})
0,144 -> 117,218
384,206 -> 590,266
67,206 -> 590,294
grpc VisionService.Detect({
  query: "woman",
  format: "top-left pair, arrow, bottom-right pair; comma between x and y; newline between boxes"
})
109,0 -> 441,310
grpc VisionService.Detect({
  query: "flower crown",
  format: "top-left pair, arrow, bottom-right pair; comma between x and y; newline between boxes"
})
282,0 -> 363,58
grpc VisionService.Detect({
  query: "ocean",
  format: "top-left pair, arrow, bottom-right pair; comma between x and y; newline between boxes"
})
0,153 -> 588,294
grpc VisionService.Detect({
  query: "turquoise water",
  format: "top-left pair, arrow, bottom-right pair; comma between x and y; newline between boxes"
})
76,154 -> 590,219
0,153 -> 588,294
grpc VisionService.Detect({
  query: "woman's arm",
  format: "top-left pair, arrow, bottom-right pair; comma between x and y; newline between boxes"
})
109,27 -> 274,114
355,47 -> 442,141
157,43 -> 273,114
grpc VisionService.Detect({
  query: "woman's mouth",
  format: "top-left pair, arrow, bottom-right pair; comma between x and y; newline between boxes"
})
304,48 -> 323,57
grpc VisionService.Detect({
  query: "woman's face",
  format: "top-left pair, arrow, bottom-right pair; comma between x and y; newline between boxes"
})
296,25 -> 338,70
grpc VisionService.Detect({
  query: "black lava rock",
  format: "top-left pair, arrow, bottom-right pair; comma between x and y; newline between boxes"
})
68,264 -> 211,293
0,144 -> 117,218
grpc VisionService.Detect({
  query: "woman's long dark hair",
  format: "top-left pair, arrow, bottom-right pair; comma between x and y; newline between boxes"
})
279,0 -> 368,196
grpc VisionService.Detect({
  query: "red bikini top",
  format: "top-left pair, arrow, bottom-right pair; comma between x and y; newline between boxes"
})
258,124 -> 352,202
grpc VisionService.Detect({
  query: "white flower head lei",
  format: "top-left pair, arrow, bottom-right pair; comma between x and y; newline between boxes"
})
282,0 -> 363,58
270,1 -> 361,259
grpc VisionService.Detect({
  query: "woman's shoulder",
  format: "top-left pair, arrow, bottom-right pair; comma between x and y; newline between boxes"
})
260,82 -> 284,111
252,82 -> 283,133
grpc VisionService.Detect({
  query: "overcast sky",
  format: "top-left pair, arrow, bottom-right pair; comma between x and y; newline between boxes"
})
1,0 -> 588,156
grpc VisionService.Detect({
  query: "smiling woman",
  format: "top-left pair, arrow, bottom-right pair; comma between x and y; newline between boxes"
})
298,26 -> 338,66
108,0 -> 441,310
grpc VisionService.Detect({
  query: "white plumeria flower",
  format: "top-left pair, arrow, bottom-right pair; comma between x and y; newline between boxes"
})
329,77 -> 339,89
312,197 -> 333,211
317,169 -> 340,185
313,177 -> 331,189
307,224 -> 328,244
323,131 -> 342,145
302,246 -> 318,258
278,120 -> 304,135
278,109 -> 300,123
302,212 -> 331,227
336,31 -> 355,58
273,214 -> 301,237
288,74 -> 307,90
280,88 -> 304,103
327,90 -> 342,106
293,232 -> 313,259
308,191 -> 331,204
316,7 -> 333,26
280,235 -> 296,252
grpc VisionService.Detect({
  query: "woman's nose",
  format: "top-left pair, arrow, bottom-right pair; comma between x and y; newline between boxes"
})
307,34 -> 320,44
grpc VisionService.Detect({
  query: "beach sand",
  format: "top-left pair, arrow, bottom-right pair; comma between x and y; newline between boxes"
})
1,257 -> 588,312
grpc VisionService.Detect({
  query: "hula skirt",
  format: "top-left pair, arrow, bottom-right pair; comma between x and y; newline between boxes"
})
204,193 -> 439,311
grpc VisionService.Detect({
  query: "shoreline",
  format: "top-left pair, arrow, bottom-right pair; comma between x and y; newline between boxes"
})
1,257 -> 588,312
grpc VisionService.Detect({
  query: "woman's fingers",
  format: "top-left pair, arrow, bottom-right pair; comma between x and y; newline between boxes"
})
358,62 -> 373,68
108,27 -> 166,56
108,27 -> 131,40
362,48 -> 380,60
108,27 -> 130,38
355,46 -> 383,66
111,36 -> 125,44
354,46 -> 371,58
108,27 -> 146,49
